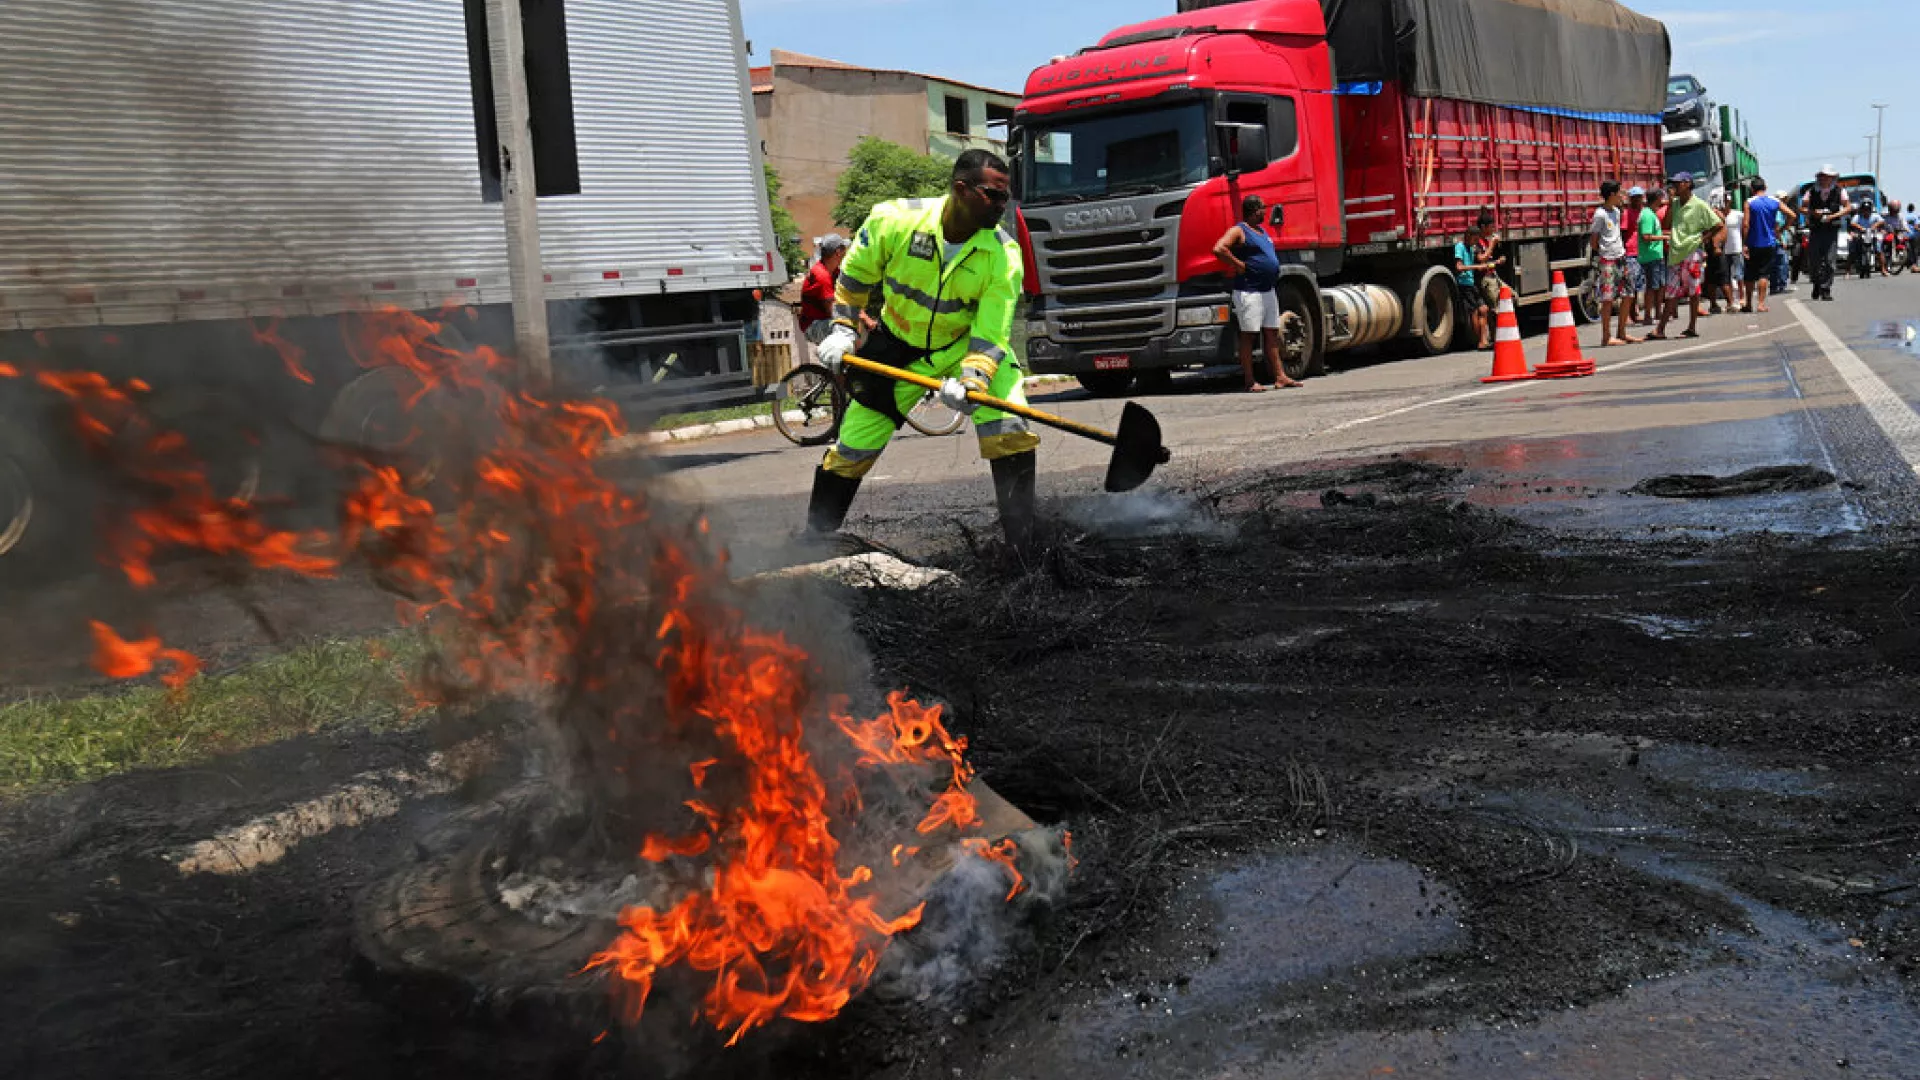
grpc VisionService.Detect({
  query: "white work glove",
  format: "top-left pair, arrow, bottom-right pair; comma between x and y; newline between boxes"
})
938,377 -> 982,415
815,323 -> 857,371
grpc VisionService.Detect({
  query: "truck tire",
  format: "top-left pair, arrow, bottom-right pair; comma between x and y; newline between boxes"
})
1409,267 -> 1457,355
1075,371 -> 1135,397
1278,282 -> 1326,379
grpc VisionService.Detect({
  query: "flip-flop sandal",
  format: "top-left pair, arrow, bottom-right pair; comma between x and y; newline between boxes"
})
1680,330 -> 1700,338
1245,385 -> 1270,394
1645,332 -> 1669,340
1279,381 -> 1306,389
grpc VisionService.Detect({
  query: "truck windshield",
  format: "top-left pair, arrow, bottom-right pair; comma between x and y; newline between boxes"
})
1018,103 -> 1210,204
1666,145 -> 1714,183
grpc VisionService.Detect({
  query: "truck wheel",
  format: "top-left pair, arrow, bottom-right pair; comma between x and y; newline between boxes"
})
1075,372 -> 1135,397
1410,267 -> 1457,355
1278,283 -> 1325,378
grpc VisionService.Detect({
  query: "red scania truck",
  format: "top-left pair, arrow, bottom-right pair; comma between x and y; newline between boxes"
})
1012,0 -> 1669,394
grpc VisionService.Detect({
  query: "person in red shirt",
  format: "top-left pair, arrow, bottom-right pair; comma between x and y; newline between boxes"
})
799,234 -> 848,337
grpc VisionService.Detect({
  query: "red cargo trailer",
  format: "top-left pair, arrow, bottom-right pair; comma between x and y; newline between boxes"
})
1013,0 -> 1669,393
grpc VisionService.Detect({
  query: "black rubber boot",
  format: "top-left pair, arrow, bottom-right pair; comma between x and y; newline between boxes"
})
805,467 -> 863,534
990,452 -> 1039,554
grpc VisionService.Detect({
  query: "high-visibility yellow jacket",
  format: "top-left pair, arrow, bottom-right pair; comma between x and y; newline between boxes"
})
833,195 -> 1023,380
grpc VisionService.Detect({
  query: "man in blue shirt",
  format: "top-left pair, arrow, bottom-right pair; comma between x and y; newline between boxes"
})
1742,177 -> 1792,312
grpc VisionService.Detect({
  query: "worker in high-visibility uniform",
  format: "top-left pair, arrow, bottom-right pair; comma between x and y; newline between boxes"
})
809,149 -> 1040,549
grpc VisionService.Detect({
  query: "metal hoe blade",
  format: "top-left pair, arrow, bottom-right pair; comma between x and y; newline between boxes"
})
1105,402 -> 1171,493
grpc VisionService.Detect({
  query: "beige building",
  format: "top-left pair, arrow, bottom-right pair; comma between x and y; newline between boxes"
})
751,49 -> 1019,269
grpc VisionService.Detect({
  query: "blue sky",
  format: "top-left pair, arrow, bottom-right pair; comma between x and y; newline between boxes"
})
741,0 -> 1912,202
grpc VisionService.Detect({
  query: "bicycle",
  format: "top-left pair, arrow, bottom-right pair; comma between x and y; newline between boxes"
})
770,362 -> 967,447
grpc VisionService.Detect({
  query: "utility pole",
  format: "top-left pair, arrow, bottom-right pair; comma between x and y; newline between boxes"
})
485,0 -> 552,382
1873,104 -> 1888,180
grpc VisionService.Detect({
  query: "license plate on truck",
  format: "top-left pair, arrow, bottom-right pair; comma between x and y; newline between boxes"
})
1092,354 -> 1130,371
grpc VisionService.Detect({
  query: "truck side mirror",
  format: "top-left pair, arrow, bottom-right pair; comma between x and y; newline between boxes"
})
1217,122 -> 1269,177
1268,205 -> 1285,229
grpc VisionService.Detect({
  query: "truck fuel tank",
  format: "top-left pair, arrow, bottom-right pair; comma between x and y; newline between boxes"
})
1321,284 -> 1404,351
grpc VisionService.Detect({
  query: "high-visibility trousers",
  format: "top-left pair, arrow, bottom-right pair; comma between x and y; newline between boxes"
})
822,328 -> 1039,479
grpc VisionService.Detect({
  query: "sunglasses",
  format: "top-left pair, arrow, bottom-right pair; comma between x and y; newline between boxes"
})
965,181 -> 1012,206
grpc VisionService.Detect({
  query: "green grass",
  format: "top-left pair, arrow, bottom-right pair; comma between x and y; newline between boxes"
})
646,401 -> 773,431
0,634 -> 427,798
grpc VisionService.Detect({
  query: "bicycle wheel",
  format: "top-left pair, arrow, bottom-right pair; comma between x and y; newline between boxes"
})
904,389 -> 968,437
771,363 -> 845,447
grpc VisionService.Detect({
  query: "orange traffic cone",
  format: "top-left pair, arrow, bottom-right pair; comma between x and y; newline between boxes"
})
1532,271 -> 1595,379
1479,286 -> 1533,383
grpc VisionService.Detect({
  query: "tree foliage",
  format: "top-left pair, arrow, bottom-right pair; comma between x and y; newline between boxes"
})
763,163 -> 805,281
831,137 -> 953,231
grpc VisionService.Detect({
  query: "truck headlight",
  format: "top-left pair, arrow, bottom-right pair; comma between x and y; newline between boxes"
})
1177,305 -> 1230,327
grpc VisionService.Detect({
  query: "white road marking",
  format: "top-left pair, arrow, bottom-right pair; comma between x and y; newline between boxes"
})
1323,327 -> 1796,435
1788,300 -> 1920,475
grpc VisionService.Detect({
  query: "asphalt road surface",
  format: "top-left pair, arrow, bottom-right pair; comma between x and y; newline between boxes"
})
13,275 -> 1920,1079
657,277 -> 1920,562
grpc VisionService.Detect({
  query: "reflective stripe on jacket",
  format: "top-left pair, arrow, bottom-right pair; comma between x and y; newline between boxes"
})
832,196 -> 1022,379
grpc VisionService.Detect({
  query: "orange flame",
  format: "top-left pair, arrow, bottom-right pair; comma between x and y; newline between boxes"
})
37,305 -> 1025,1041
89,621 -> 201,690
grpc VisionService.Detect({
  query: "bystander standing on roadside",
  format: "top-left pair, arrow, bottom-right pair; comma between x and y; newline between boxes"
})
1213,194 -> 1302,393
1773,193 -> 1797,295
1453,213 -> 1504,350
1742,177 -> 1790,313
1803,166 -> 1847,301
1590,181 -> 1638,346
799,234 -> 849,341
1622,187 -> 1646,325
1653,173 -> 1717,341
1702,189 -> 1730,315
1721,193 -> 1745,313
1637,188 -> 1670,327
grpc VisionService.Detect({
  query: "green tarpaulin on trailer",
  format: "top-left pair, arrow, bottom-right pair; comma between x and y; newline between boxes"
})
1182,0 -> 1671,116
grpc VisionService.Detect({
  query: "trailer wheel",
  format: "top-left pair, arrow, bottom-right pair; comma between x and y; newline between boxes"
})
1075,372 -> 1135,397
1278,283 -> 1325,379
1409,267 -> 1457,355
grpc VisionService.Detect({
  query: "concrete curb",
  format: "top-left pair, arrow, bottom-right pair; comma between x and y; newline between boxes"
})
600,375 -> 1078,455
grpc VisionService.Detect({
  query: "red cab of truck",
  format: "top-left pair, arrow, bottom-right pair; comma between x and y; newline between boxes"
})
1013,0 -> 1668,394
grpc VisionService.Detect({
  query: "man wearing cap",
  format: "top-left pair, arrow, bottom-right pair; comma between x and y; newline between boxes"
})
1652,173 -> 1721,340
1804,166 -> 1848,301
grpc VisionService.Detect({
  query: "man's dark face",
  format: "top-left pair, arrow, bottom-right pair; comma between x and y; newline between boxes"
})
954,166 -> 1012,231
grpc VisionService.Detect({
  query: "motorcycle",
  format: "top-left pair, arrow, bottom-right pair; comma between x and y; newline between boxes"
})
1890,229 -> 1911,277
1851,224 -> 1880,279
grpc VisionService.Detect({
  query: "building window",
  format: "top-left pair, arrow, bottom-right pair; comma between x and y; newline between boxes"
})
463,0 -> 582,202
985,103 -> 1014,143
945,95 -> 970,137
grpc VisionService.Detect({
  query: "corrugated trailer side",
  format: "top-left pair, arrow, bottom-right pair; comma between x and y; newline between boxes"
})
1338,83 -> 1664,253
0,0 -> 780,331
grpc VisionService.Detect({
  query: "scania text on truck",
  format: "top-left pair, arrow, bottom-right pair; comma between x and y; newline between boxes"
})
0,0 -> 784,572
1011,0 -> 1668,395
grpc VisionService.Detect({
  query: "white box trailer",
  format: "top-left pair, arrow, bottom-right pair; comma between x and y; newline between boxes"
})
0,0 -> 781,387
0,0 -> 785,571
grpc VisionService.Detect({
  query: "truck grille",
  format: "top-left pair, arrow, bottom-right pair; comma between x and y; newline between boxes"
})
1032,221 -> 1177,345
